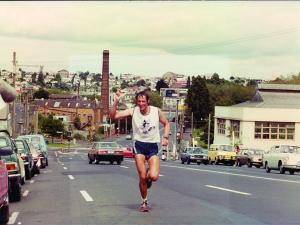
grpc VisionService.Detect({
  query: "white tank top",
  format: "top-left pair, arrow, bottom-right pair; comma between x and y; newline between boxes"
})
132,106 -> 160,143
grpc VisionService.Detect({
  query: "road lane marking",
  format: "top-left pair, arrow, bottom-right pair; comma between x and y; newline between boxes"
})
120,166 -> 129,169
63,167 -> 68,170
206,185 -> 251,196
161,164 -> 300,185
22,190 -> 29,197
30,180 -> 35,184
69,157 -> 73,160
8,212 -> 19,224
80,190 -> 93,202
55,151 -> 58,157
68,175 -> 75,180
159,174 -> 164,177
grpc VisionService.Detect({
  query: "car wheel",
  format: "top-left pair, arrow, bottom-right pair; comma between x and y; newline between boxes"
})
279,163 -> 285,174
214,158 -> 219,165
197,162 -> 200,165
255,165 -> 261,168
35,166 -> 40,174
21,176 -> 25,185
117,161 -> 121,165
187,159 -> 191,165
0,199 -> 9,223
181,160 -> 184,164
9,180 -> 21,202
289,170 -> 295,175
95,160 -> 100,164
247,160 -> 252,168
110,161 -> 114,165
25,166 -> 32,180
41,160 -> 46,169
46,158 -> 49,166
236,160 -> 241,167
265,162 -> 271,173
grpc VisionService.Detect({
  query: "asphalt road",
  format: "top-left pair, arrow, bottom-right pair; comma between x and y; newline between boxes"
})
6,146 -> 300,225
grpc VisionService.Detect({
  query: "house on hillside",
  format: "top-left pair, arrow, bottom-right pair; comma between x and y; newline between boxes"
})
214,84 -> 300,151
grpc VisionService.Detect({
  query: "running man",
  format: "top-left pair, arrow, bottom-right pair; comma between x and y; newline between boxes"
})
109,89 -> 170,212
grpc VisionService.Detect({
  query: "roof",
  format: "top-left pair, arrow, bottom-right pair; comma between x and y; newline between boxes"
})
233,84 -> 300,109
35,99 -> 101,109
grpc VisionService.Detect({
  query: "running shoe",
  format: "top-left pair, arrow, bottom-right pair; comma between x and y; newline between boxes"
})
139,200 -> 149,212
146,168 -> 152,189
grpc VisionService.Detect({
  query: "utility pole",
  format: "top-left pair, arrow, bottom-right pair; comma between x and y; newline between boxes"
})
208,113 -> 211,150
12,52 -> 17,138
34,111 -> 38,134
191,112 -> 194,145
173,98 -> 179,160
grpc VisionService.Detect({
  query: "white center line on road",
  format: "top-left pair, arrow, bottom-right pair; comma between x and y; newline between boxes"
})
7,212 -> 19,224
206,185 -> 252,196
68,175 -> 75,180
69,157 -> 73,160
63,167 -> 68,170
22,190 -> 29,197
120,166 -> 129,169
30,180 -> 35,184
80,190 -> 94,202
159,174 -> 164,177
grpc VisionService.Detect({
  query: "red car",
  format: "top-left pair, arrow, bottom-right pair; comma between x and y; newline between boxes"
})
122,147 -> 135,158
0,147 -> 11,223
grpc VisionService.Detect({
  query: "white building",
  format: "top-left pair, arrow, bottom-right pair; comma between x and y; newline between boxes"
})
214,84 -> 300,151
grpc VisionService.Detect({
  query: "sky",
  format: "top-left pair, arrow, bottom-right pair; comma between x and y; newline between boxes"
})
0,1 -> 300,80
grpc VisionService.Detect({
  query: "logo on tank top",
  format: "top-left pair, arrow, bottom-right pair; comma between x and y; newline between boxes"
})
140,119 -> 156,134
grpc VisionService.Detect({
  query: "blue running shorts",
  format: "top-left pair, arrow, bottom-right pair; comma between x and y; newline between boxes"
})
134,140 -> 159,160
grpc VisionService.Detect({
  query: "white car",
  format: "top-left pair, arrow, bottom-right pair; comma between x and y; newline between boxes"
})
264,145 -> 300,175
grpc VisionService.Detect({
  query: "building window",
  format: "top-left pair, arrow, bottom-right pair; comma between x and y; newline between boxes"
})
254,122 -> 295,140
217,118 -> 226,135
230,120 -> 240,138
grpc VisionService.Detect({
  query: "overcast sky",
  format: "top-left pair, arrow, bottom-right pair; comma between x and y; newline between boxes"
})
0,1 -> 300,80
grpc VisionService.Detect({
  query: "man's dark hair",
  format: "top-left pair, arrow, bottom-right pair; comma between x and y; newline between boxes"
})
135,90 -> 150,102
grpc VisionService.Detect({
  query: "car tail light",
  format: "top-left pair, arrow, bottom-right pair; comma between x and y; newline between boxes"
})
6,162 -> 17,171
98,150 -> 108,154
114,150 -> 123,154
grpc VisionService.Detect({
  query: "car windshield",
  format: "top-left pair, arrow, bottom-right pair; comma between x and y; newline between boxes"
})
97,142 -> 119,148
0,137 -> 8,148
219,145 -> 233,152
192,148 -> 207,154
31,137 -> 41,145
15,141 -> 26,153
282,146 -> 300,154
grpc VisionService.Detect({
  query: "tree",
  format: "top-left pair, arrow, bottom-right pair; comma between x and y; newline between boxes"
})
37,71 -> 45,87
73,116 -> 81,130
33,88 -> 49,99
148,91 -> 163,108
155,79 -> 169,92
32,72 -> 37,83
186,76 -> 191,88
186,76 -> 211,128
39,114 -> 65,138
136,79 -> 146,86
121,80 -> 129,89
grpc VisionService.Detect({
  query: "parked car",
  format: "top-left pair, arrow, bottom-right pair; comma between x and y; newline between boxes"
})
18,134 -> 49,168
0,146 -> 11,223
14,139 -> 34,179
264,145 -> 300,175
18,134 -> 48,168
0,134 -> 24,202
26,141 -> 41,175
208,144 -> 236,166
235,148 -> 264,168
88,142 -> 124,165
180,147 -> 209,165
122,146 -> 135,158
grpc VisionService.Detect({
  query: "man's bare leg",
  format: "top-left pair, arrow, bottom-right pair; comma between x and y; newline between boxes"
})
147,155 -> 160,183
135,154 -> 147,199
